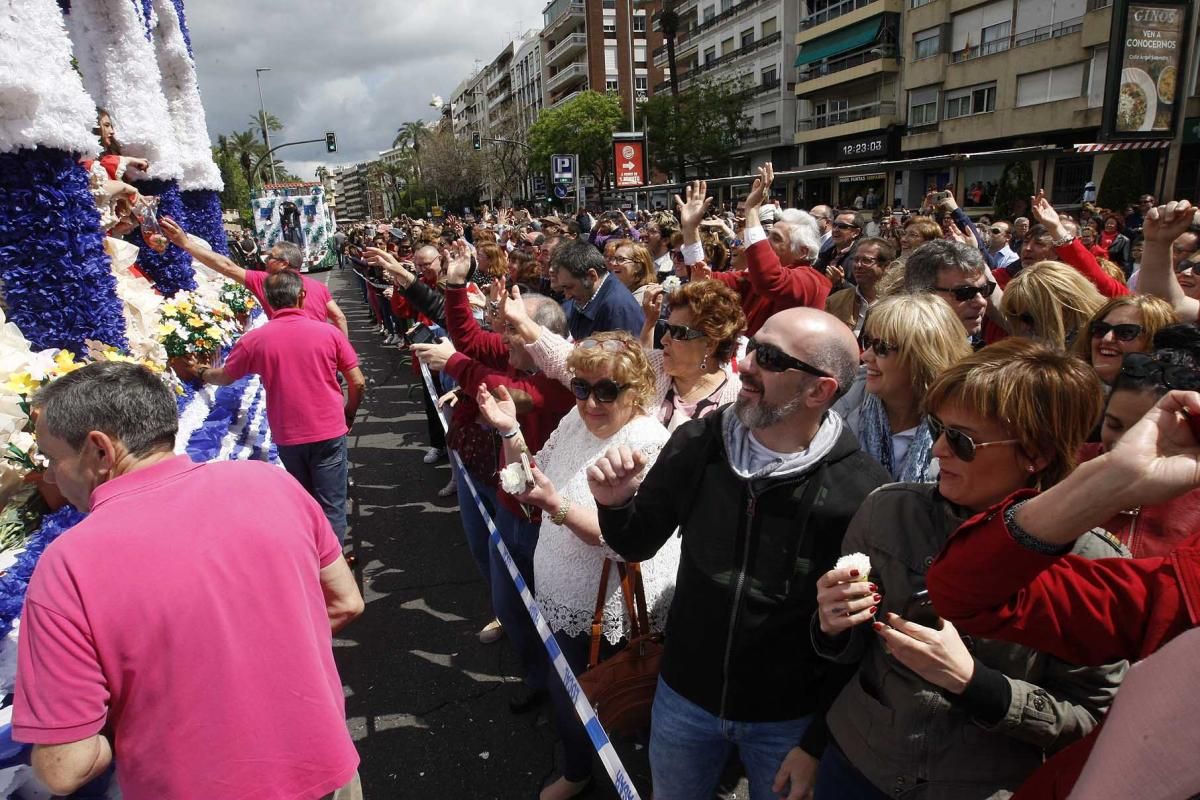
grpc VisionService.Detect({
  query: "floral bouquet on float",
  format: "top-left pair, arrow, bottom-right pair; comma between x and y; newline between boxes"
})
156,291 -> 240,381
216,281 -> 256,328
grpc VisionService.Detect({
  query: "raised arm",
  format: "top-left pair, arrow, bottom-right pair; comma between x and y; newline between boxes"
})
1030,191 -> 1128,297
161,215 -> 247,284
1135,200 -> 1199,322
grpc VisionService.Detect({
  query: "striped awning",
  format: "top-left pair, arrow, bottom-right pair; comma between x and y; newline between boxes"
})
1074,141 -> 1171,152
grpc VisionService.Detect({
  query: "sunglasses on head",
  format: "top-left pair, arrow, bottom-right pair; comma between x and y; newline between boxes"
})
746,338 -> 833,380
569,377 -> 629,403
664,322 -> 705,341
932,281 -> 996,302
1120,352 -> 1200,390
1089,321 -> 1144,341
928,415 -> 1021,462
576,338 -> 628,354
859,335 -> 899,357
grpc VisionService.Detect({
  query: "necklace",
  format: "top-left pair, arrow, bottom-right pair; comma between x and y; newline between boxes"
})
675,371 -> 725,403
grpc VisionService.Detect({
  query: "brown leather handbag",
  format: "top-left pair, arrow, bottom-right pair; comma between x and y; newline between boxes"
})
576,559 -> 664,736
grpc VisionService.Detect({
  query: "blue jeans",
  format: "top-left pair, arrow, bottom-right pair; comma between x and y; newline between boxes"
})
814,740 -> 889,800
276,436 -> 349,544
453,466 -> 497,589
649,677 -> 813,800
491,503 -> 544,690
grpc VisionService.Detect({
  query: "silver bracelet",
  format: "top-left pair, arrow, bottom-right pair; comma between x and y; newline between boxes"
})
1003,500 -> 1072,556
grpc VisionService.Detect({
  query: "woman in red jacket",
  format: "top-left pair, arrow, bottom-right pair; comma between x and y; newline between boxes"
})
928,384 -> 1200,798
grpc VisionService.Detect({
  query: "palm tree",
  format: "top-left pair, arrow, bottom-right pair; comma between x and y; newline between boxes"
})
228,129 -> 264,191
249,110 -> 284,151
398,120 -> 428,182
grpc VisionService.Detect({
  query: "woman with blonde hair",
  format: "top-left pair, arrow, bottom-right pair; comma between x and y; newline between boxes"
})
899,215 -> 942,257
814,338 -> 1125,798
1072,293 -> 1177,387
507,279 -> 745,432
476,330 -> 678,800
605,239 -> 659,302
833,293 -> 973,481
1001,260 -> 1107,349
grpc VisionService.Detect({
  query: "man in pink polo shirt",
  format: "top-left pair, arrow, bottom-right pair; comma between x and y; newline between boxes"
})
16,361 -> 363,799
161,215 -> 350,337
199,270 -> 366,543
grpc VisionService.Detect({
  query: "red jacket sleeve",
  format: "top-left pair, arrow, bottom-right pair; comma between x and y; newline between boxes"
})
444,287 -> 508,369
444,353 -> 546,407
1055,239 -> 1129,298
927,492 -> 1198,666
744,240 -> 831,308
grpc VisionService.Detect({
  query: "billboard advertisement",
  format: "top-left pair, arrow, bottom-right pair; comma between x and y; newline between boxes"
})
1102,0 -> 1193,140
613,140 -> 646,188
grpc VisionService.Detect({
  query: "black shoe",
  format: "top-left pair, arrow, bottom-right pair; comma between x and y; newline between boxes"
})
508,686 -> 548,715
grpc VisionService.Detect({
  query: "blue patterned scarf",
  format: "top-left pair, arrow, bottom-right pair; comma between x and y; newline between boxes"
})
859,392 -> 936,482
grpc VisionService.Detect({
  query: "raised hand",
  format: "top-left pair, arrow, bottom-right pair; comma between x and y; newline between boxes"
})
1143,200 -> 1197,246
1029,189 -> 1065,235
744,163 -> 775,209
673,180 -> 712,234
475,382 -> 518,433
363,247 -> 415,287
410,339 -> 457,371
815,567 -> 878,636
1103,389 -> 1200,507
641,285 -> 665,323
586,445 -> 649,507
444,239 -> 473,284
159,215 -> 188,247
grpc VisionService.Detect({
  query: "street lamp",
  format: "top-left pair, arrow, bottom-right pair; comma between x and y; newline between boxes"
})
255,67 -> 278,185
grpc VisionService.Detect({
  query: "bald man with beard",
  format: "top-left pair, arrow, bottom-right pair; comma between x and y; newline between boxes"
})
587,307 -> 891,800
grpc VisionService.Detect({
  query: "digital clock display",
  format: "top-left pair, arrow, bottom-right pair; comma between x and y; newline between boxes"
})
837,136 -> 888,162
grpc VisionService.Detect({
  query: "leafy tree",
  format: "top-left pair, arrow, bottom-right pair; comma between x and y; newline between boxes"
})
481,117 -> 532,204
993,160 -> 1035,220
1098,151 -> 1151,211
422,127 -> 483,208
640,77 -> 751,179
213,138 -> 251,214
527,91 -> 625,191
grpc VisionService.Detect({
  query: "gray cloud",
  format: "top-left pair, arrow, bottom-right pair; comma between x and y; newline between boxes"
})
186,1 -> 547,181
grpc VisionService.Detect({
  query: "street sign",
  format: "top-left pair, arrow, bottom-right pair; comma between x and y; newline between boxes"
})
532,175 -> 547,194
552,154 -> 576,185
553,184 -> 569,199
613,139 -> 646,188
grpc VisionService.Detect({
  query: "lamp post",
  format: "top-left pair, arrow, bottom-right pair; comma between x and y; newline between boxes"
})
255,67 -> 278,185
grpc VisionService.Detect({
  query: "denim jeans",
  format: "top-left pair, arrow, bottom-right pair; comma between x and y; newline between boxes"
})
546,627 -> 622,782
814,740 -> 890,800
649,677 -> 813,800
276,435 -> 349,544
453,466 -> 497,589
491,503 -> 545,690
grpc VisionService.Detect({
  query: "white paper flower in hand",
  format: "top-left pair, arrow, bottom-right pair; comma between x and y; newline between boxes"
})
835,552 -> 872,583
499,463 -> 528,495
661,275 -> 682,295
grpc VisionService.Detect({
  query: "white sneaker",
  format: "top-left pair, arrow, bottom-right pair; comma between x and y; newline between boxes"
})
478,618 -> 505,644
384,334 -> 399,345
437,477 -> 457,497
423,447 -> 444,464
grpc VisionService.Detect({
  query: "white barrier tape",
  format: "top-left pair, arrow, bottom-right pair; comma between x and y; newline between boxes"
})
418,363 -> 642,800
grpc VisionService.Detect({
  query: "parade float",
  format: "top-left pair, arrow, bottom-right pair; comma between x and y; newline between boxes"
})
253,182 -> 338,272
0,1 -> 277,794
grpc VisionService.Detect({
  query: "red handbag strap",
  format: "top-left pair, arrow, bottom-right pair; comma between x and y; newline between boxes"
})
588,559 -> 614,669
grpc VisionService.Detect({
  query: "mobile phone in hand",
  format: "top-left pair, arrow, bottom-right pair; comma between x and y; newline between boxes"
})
902,589 -> 944,630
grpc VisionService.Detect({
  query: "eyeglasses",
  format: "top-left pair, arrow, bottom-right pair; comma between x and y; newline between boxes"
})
859,336 -> 899,357
988,227 -> 1007,236
1120,352 -> 1200,390
266,254 -> 287,264
855,254 -> 881,265
932,281 -> 996,302
607,256 -> 638,266
569,377 -> 629,403
670,250 -> 685,261
928,415 -> 1021,462
832,221 -> 860,231
746,338 -> 833,380
1174,259 -> 1199,274
576,338 -> 628,353
663,322 -> 706,341
1089,321 -> 1145,341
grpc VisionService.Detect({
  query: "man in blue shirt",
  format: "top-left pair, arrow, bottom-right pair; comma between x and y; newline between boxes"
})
551,239 -> 645,339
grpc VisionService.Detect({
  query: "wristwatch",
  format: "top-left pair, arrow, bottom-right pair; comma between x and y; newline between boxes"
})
551,498 -> 571,526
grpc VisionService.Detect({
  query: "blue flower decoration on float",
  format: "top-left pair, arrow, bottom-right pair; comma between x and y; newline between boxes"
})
131,178 -> 197,296
181,189 -> 230,256
0,148 -> 128,354
0,505 -> 87,640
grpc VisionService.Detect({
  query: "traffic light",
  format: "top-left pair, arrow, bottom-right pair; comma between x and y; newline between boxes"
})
472,131 -> 482,150
325,132 -> 337,153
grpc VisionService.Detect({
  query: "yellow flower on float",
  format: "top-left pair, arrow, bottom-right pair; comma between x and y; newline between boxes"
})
4,372 -> 39,395
206,326 -> 223,339
187,316 -> 204,328
53,349 -> 81,375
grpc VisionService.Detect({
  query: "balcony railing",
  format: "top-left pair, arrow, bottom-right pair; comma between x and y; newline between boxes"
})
797,100 -> 897,130
546,32 -> 587,66
802,0 -> 878,30
692,0 -> 767,36
740,125 -> 782,143
546,61 -> 587,93
797,46 -> 892,82
754,78 -> 782,95
543,0 -> 584,34
652,27 -> 694,61
950,16 -> 1083,63
551,89 -> 584,109
692,30 -> 782,77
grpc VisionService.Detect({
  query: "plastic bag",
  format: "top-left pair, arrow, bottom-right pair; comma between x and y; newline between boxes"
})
132,196 -> 169,253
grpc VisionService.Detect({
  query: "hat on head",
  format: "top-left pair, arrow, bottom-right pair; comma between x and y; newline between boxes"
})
759,204 -> 780,225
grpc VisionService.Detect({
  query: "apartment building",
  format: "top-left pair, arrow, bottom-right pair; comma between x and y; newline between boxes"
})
331,163 -> 369,222
451,70 -> 490,139
541,0 -> 665,116
656,0 -> 800,173
512,31 -> 547,133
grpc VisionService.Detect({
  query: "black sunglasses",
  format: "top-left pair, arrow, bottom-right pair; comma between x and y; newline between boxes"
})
1120,352 -> 1200,390
832,221 -> 860,231
664,322 -> 705,341
569,377 -> 629,403
932,281 -> 996,302
670,250 -> 685,261
1090,321 -> 1144,341
746,338 -> 833,380
928,415 -> 1021,462
859,336 -> 899,357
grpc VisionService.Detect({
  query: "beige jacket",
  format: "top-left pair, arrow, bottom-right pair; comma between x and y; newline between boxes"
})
814,483 -> 1127,799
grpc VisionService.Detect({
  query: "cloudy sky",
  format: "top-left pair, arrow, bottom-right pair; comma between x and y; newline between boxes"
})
187,1 -> 547,181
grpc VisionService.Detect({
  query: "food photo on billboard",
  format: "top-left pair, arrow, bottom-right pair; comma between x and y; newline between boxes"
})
1102,0 -> 1194,140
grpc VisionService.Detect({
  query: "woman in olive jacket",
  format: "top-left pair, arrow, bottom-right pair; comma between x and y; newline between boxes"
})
811,339 -> 1127,799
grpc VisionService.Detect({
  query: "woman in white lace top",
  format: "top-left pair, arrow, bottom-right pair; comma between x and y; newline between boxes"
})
475,330 -> 678,800
507,279 -> 745,434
